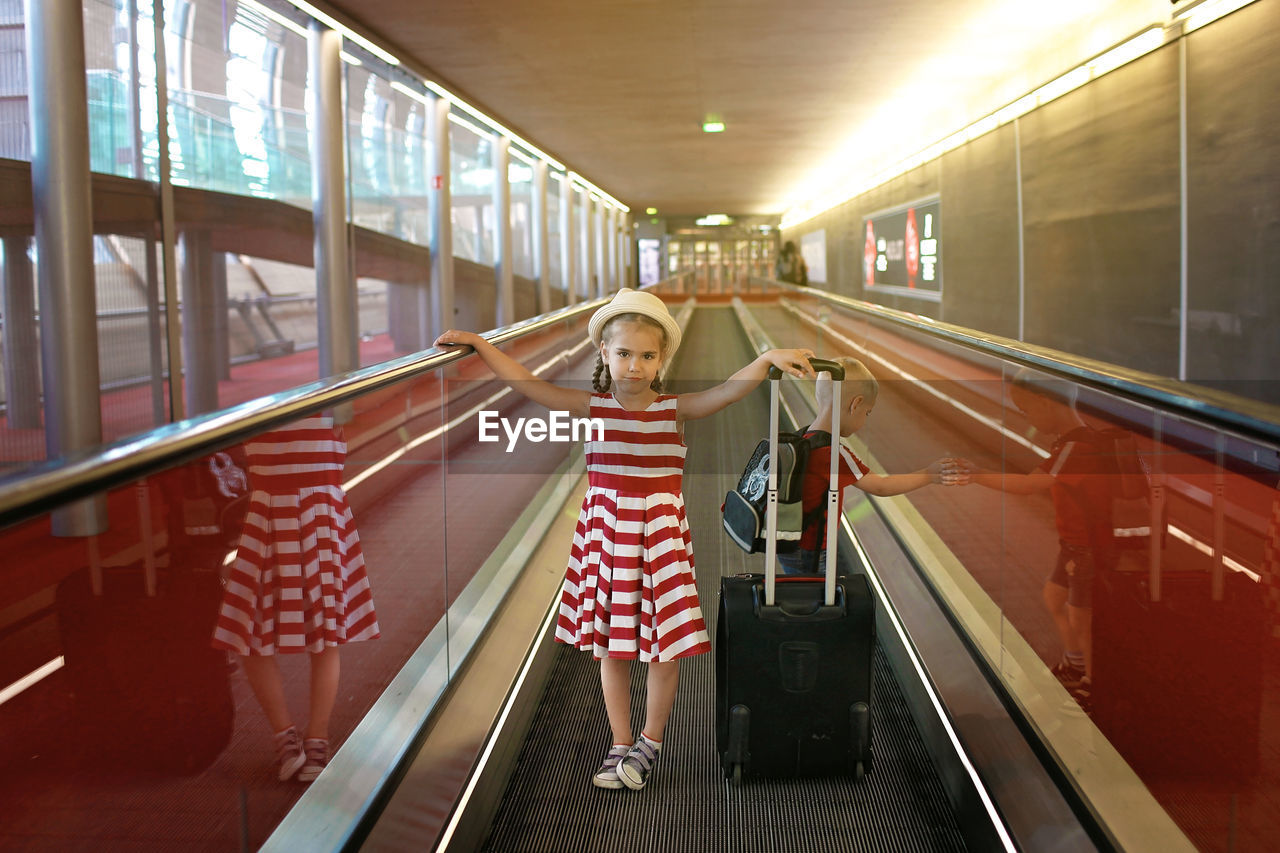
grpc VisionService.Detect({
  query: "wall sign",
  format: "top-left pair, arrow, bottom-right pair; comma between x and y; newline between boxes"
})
862,197 -> 941,301
801,230 -> 827,284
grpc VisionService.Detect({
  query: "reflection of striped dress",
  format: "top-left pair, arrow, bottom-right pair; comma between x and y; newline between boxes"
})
556,394 -> 711,662
212,415 -> 380,656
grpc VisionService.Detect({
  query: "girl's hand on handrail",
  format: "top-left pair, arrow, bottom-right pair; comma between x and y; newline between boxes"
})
434,330 -> 482,348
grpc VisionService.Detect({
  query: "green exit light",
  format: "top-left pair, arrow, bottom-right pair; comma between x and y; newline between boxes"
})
702,121 -> 725,133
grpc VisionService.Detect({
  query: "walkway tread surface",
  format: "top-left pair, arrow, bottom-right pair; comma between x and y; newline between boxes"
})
481,306 -> 967,852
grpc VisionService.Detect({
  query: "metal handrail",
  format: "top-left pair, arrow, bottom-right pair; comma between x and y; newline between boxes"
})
782,282 -> 1280,446
0,298 -> 606,530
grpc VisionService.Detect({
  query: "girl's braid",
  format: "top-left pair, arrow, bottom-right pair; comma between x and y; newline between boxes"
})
592,357 -> 611,393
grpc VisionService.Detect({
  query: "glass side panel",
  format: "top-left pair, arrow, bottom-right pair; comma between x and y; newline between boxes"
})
163,0 -> 312,205
449,119 -> 493,265
775,289 -> 1280,851
509,158 -> 534,280
0,301 -> 593,848
545,175 -> 562,294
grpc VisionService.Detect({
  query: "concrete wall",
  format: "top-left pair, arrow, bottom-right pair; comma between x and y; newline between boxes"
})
784,1 -> 1280,404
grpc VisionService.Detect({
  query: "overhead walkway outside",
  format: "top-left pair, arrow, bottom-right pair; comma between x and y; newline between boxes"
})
1,284 -> 1277,852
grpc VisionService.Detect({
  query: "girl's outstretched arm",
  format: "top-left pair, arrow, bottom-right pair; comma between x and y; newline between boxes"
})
435,330 -> 592,418
677,348 -> 816,422
952,458 -> 1053,495
854,458 -> 959,497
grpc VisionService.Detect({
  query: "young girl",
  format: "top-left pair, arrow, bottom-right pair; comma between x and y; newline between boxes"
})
212,414 -> 381,782
435,288 -> 814,791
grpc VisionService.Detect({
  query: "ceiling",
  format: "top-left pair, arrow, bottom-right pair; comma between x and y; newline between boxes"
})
318,0 -> 1174,218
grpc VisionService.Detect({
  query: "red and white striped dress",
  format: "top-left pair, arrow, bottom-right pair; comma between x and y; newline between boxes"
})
212,415 -> 380,656
555,393 -> 711,662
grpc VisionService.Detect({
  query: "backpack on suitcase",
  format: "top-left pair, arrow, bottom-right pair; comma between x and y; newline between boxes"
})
716,358 -> 875,783
722,427 -> 829,555
56,556 -> 235,774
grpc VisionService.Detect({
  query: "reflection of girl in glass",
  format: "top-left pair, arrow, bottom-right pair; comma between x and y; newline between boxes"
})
212,414 -> 380,783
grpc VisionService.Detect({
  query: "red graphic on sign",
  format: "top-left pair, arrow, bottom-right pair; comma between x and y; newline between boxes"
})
905,208 -> 919,288
863,222 -> 876,287
432,175 -> 443,190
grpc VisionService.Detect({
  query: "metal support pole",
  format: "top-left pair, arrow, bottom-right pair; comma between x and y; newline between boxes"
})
560,174 -> 576,306
603,206 -> 616,293
212,250 -> 230,380
180,229 -> 219,416
612,209 -> 624,290
143,232 -> 164,425
128,0 -> 157,418
24,0 -> 105,535
595,198 -> 608,297
620,214 -> 629,288
127,0 -> 143,179
2,237 -> 40,429
492,134 -> 514,326
429,95 -> 454,332
623,213 -> 633,288
583,193 -> 596,298
153,0 -> 183,422
310,21 -> 356,380
532,160 -> 550,315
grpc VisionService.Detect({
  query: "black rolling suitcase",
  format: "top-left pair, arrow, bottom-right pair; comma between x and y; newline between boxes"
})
1092,568 -> 1263,778
55,478 -> 239,775
716,360 -> 875,782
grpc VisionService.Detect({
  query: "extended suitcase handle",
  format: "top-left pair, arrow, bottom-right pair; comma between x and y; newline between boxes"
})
764,356 -> 844,608
768,357 -> 845,382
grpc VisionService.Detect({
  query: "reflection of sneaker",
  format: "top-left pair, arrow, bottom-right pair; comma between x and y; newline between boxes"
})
592,744 -> 630,789
1051,659 -> 1086,689
297,738 -> 329,783
1068,678 -> 1092,715
274,726 -> 306,781
618,738 -> 659,791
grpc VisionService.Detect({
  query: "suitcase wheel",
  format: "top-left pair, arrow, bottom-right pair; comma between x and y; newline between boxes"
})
723,704 -> 750,784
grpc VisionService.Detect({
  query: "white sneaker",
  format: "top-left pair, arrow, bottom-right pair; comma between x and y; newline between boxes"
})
592,744 -> 629,789
274,726 -> 305,781
617,738 -> 659,791
297,737 -> 329,783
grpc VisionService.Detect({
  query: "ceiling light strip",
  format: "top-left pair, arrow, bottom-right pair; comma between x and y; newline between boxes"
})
0,656 -> 64,708
447,111 -> 495,141
282,1 -> 626,209
282,0 -> 401,65
390,80 -> 429,105
239,0 -> 309,39
507,146 -> 537,166
1175,0 -> 1258,32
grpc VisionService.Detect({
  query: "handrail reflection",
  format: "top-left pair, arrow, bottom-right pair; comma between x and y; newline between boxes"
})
0,298 -> 606,529
779,282 -> 1280,444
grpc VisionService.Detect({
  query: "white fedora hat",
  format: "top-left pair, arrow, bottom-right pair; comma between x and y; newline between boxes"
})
588,288 -> 682,356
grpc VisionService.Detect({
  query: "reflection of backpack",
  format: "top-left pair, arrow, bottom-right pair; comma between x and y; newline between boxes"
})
1101,428 -> 1159,571
1069,428 -> 1155,570
723,429 -> 828,553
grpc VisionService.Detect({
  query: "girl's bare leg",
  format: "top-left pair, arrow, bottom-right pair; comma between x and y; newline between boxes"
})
307,646 -> 341,740
641,660 -> 680,742
600,656 -> 633,744
239,654 -> 292,732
